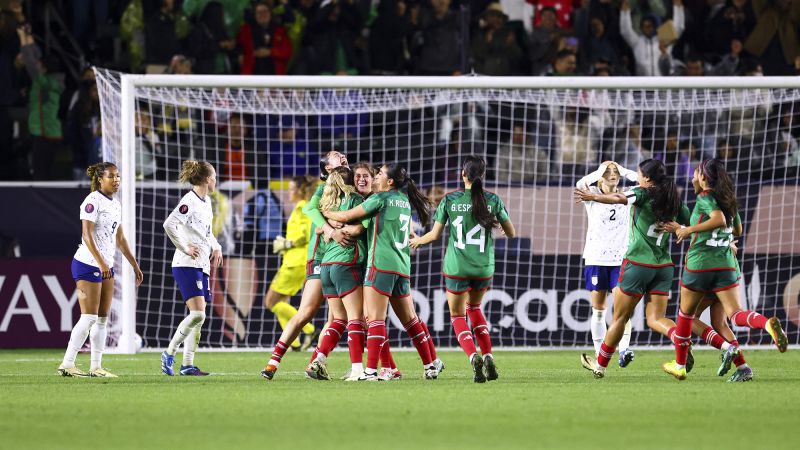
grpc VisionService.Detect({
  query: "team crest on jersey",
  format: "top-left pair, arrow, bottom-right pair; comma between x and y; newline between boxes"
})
313,266 -> 321,275
179,204 -> 189,214
591,276 -> 599,286
85,203 -> 95,213
196,280 -> 203,289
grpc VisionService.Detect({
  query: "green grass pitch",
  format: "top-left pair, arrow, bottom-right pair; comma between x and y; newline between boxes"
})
2,349 -> 799,450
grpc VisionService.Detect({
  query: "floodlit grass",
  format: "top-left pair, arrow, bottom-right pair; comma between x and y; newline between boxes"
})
1,349 -> 798,449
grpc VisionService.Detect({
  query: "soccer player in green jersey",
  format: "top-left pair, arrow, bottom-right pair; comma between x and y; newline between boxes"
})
575,159 -> 685,378
262,150 -> 353,380
662,159 -> 787,381
305,167 -> 369,381
322,163 -> 439,380
411,156 -> 516,383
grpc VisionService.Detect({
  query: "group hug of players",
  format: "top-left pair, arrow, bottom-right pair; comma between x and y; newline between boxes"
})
56,148 -> 788,382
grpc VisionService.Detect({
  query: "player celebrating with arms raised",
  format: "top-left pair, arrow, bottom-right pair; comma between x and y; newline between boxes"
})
161,160 -> 223,376
575,159 -> 688,378
322,163 -> 438,380
59,162 -> 143,377
575,161 -> 638,367
662,159 -> 788,380
411,156 -> 515,383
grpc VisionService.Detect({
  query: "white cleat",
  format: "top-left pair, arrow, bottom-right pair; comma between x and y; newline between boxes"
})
57,365 -> 89,377
89,367 -> 119,378
580,353 -> 606,379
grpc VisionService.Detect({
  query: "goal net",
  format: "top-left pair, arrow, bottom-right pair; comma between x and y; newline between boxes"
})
94,70 -> 800,353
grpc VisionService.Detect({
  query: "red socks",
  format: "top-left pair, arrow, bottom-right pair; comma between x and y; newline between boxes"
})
467,303 -> 492,355
403,317 -> 433,366
316,319 -> 346,358
268,340 -> 289,368
730,339 -> 747,366
420,321 -> 437,360
701,326 -> 727,350
451,315 -> 477,357
597,342 -> 615,368
366,320 -> 386,371
380,328 -> 396,369
674,310 -> 694,366
730,309 -> 768,329
347,320 -> 365,364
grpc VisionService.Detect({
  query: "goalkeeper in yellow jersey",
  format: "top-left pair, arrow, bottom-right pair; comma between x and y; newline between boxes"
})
263,175 -> 319,350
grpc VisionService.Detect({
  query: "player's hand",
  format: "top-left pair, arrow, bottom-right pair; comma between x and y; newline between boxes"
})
211,249 -> 223,268
327,219 -> 344,228
134,264 -> 144,286
410,235 -> 423,250
675,226 -> 692,243
186,244 -> 201,259
99,261 -> 112,280
657,221 -> 681,233
315,226 -> 324,235
331,229 -> 353,247
573,188 -> 595,203
272,236 -> 288,253
730,240 -> 739,256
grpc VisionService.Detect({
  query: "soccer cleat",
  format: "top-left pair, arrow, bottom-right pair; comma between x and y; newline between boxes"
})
432,358 -> 445,374
378,367 -> 402,381
179,365 -> 209,376
423,367 -> 439,380
89,368 -> 118,378
471,354 -> 486,383
300,329 -> 321,352
484,354 -> 498,381
717,346 -> 740,377
765,317 -> 788,353
345,371 -> 364,382
686,344 -> 695,374
340,367 -> 352,380
728,366 -> 754,382
305,356 -> 330,381
357,371 -> 380,381
261,364 -> 277,380
618,348 -> 635,368
580,353 -> 605,379
57,365 -> 89,378
161,351 -> 175,376
662,360 -> 687,381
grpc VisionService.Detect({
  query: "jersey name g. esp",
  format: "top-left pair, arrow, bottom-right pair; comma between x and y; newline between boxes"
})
624,187 -> 691,267
164,190 -> 221,275
361,190 -> 412,277
74,191 -> 122,268
434,189 -> 510,279
685,190 -> 741,271
581,185 -> 630,266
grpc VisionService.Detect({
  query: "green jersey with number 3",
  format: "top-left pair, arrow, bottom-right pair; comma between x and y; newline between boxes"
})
322,192 -> 366,265
361,190 -> 412,277
306,184 -> 327,263
624,187 -> 691,266
685,190 -> 741,271
434,189 -> 511,279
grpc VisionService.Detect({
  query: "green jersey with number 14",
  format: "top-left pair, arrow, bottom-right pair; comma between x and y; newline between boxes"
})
685,190 -> 741,271
361,190 -> 412,277
624,187 -> 691,267
434,189 -> 510,279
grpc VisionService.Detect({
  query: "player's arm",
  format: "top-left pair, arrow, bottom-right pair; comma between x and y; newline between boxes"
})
163,210 -> 199,258
676,209 -> 726,242
616,164 -> 638,182
207,232 -> 223,269
574,188 -> 628,205
410,222 -> 445,249
732,212 -> 743,237
116,224 -> 144,286
500,219 -> 516,238
81,219 -> 111,278
575,162 -> 609,189
658,203 -> 692,234
341,223 -> 366,237
323,205 -> 368,223
303,187 -> 346,240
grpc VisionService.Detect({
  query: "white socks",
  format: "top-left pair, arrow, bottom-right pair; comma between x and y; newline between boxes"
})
182,325 -> 202,366
351,362 -> 363,374
590,308 -> 606,356
167,311 -> 206,362
619,319 -> 633,353
89,316 -> 108,370
62,314 -> 98,368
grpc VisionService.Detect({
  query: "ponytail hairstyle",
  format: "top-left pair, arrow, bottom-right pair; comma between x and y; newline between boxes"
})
638,159 -> 681,222
384,163 -> 431,227
699,159 -> 738,225
292,175 -> 318,201
319,166 -> 356,211
462,155 -> 498,229
86,162 -> 117,192
179,160 -> 214,186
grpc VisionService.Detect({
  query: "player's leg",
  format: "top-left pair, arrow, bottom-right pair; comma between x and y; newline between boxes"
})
446,287 -> 483,382
662,286 -> 704,380
59,279 -> 101,376
342,285 -> 365,380
708,302 -> 752,381
466,285 -> 496,381
88,278 -> 115,377
262,278 -> 324,380
590,289 -> 608,356
718,287 -> 788,352
361,285 -> 390,380
378,303 -> 400,380
605,265 -> 634,367
581,289 -> 642,378
164,268 -> 208,376
390,293 -> 437,379
307,297 -> 346,381
178,294 -> 209,376
266,265 -> 313,349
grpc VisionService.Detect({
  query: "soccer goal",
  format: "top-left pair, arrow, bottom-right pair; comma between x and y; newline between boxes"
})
94,70 -> 800,354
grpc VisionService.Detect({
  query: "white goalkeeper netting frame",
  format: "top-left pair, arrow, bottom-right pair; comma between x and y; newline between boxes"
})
95,70 -> 800,354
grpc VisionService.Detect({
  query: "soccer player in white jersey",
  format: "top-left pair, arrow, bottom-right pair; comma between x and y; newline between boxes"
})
161,161 -> 223,376
576,161 -> 638,367
59,162 -> 143,377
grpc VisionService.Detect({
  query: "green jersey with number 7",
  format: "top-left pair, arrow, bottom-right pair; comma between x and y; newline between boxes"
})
624,187 -> 691,267
361,190 -> 413,277
434,189 -> 511,279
